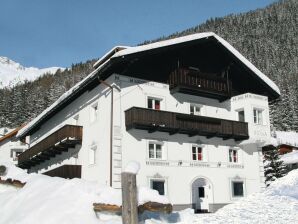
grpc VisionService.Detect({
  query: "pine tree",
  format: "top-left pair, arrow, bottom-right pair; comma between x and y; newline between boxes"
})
263,146 -> 288,186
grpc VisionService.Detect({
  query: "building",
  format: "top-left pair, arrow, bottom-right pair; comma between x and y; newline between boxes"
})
0,125 -> 28,164
16,32 -> 280,212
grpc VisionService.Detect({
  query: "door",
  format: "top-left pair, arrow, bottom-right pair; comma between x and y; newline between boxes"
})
192,178 -> 212,211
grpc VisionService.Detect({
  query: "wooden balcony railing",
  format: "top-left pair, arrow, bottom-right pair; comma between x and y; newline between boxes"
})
43,165 -> 82,179
125,107 -> 248,141
18,125 -> 83,169
168,68 -> 232,101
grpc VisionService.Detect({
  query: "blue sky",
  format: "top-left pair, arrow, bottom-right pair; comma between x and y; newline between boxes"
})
0,0 -> 277,68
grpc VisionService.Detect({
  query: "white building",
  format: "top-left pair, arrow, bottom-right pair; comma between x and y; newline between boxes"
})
16,32 -> 280,212
0,126 -> 28,164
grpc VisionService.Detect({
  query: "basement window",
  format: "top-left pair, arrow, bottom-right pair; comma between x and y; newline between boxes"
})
150,179 -> 166,195
232,181 -> 244,197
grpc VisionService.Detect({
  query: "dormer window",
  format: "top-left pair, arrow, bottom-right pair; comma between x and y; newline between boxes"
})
148,97 -> 161,110
190,104 -> 201,115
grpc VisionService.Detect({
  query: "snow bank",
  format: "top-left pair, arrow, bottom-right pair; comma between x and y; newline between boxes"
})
0,163 -> 169,224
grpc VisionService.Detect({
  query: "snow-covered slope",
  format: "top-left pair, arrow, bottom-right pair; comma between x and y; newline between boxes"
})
0,56 -> 63,88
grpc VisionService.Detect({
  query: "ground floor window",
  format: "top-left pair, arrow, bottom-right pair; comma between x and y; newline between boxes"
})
232,181 -> 244,197
150,179 -> 165,195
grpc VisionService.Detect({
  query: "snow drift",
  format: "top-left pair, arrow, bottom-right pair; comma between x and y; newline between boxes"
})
0,163 -> 298,224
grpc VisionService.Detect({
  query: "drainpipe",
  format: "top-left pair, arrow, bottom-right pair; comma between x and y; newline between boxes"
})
98,77 -> 120,187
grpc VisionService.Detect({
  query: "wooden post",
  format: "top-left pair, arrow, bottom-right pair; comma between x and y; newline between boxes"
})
121,172 -> 138,224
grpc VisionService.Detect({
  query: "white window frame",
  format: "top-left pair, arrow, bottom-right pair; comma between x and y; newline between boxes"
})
230,180 -> 245,198
191,145 -> 204,161
148,142 -> 164,160
89,145 -> 97,165
253,108 -> 263,125
147,97 -> 162,110
190,104 -> 202,116
229,148 -> 239,163
90,102 -> 99,123
149,178 -> 167,196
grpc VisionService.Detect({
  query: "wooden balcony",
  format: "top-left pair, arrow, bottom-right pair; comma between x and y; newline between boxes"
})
43,165 -> 81,179
125,107 -> 249,141
168,68 -> 232,101
18,125 -> 83,169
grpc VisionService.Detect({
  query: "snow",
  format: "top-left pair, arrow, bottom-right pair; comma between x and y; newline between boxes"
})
0,56 -> 63,88
0,163 -> 169,224
113,32 -> 280,96
275,131 -> 298,147
1,163 -> 298,223
281,150 -> 298,164
124,161 -> 140,174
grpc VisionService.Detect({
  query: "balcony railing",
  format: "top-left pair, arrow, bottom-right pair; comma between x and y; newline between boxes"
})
18,125 -> 83,169
43,165 -> 82,179
168,68 -> 232,101
125,107 -> 249,141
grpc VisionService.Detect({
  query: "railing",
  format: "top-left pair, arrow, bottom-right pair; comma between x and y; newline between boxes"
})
18,125 -> 83,166
125,107 -> 249,140
43,165 -> 82,179
168,68 -> 232,100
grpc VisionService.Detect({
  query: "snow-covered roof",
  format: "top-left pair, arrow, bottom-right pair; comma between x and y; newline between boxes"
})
276,131 -> 298,147
17,32 -> 280,138
281,150 -> 298,164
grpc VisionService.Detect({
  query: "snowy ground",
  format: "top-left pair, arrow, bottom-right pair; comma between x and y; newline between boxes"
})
0,163 -> 298,224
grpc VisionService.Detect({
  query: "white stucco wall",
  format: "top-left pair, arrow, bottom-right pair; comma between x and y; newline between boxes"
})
24,74 -> 271,210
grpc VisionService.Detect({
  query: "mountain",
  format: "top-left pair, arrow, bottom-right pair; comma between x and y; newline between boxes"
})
0,56 -> 63,88
0,0 -> 297,132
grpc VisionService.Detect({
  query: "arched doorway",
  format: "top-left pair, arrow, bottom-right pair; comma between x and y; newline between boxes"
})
191,177 -> 213,212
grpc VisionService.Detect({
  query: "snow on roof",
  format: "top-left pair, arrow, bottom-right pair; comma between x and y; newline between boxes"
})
113,32 -> 280,96
276,131 -> 298,147
281,150 -> 298,164
17,32 -> 280,138
93,45 -> 129,68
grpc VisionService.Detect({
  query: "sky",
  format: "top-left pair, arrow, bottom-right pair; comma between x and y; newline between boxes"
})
0,0 -> 277,68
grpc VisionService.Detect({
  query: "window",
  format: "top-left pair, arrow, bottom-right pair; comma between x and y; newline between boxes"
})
192,146 -> 203,161
149,143 -> 163,159
150,179 -> 165,195
253,108 -> 263,124
238,110 -> 245,122
232,181 -> 244,197
90,103 -> 98,123
190,104 -> 201,115
229,149 -> 238,163
148,97 -> 161,110
89,145 -> 97,165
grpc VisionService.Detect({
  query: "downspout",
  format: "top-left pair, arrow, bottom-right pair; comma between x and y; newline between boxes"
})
98,77 -> 120,187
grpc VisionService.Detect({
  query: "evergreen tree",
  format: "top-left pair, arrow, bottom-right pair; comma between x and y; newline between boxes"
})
263,146 -> 288,186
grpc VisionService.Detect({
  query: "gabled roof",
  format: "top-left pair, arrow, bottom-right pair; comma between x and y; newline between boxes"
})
17,32 -> 280,138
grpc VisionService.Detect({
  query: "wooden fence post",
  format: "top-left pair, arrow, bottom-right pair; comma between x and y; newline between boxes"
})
121,172 -> 138,224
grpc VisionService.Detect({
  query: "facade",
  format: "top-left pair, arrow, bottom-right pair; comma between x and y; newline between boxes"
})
16,32 -> 280,212
0,126 -> 28,164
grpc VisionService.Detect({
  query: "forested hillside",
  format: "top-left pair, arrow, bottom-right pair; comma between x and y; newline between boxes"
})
0,0 -> 297,131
